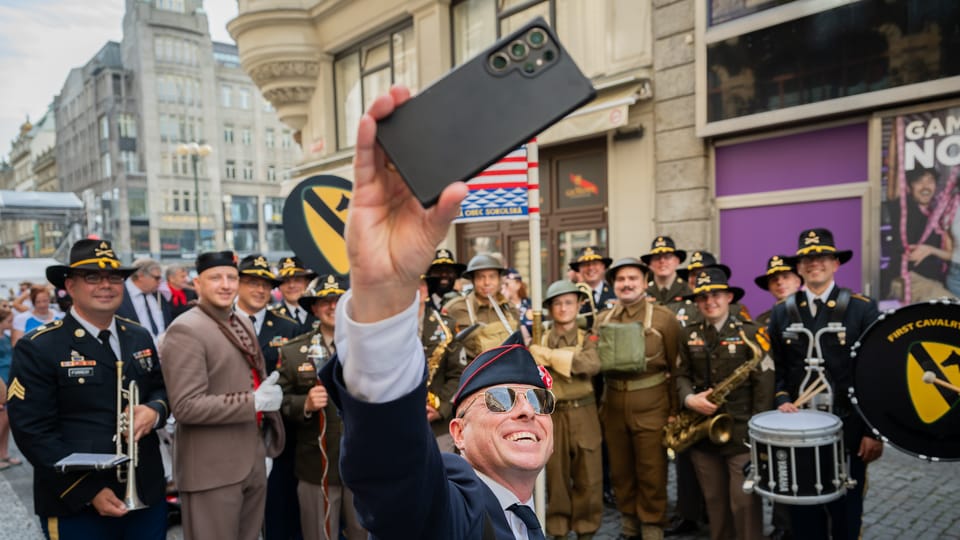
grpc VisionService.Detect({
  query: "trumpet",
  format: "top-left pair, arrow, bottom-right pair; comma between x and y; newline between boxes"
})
115,361 -> 147,511
576,282 -> 598,330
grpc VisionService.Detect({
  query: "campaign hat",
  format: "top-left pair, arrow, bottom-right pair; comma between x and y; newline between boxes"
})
46,239 -> 135,289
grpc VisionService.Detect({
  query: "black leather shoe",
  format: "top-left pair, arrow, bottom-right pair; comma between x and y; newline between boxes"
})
664,517 -> 698,536
603,488 -> 617,506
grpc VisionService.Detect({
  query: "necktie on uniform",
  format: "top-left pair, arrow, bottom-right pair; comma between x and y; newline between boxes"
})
813,298 -> 825,317
249,314 -> 258,332
507,503 -> 545,540
142,293 -> 160,335
98,329 -> 118,362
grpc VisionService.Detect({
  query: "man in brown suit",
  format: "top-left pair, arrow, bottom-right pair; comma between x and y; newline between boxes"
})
598,258 -> 682,540
160,251 -> 285,540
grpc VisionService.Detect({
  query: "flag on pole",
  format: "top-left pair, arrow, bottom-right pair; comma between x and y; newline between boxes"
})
454,146 -> 529,223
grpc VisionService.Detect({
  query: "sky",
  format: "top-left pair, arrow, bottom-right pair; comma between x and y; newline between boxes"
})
0,0 -> 238,157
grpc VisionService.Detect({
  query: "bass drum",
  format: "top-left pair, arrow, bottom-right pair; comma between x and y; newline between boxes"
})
850,299 -> 960,461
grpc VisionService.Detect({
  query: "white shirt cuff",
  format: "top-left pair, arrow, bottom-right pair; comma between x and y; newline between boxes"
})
335,290 -> 425,403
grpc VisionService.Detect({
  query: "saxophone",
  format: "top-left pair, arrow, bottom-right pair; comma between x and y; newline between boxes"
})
426,310 -> 453,410
663,326 -> 765,453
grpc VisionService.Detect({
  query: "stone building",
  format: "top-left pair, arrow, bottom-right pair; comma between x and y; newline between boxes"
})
55,0 -> 300,261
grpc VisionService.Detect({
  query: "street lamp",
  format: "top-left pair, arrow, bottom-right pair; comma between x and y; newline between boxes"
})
175,142 -> 212,252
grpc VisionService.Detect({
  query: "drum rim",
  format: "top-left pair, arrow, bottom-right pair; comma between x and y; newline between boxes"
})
748,409 -> 842,435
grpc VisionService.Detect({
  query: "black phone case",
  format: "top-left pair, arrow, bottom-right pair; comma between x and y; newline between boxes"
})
376,16 -> 596,207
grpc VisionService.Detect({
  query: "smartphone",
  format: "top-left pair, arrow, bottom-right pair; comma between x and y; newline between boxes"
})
376,16 -> 596,207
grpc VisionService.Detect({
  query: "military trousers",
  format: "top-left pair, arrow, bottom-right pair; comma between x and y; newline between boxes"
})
297,481 -> 366,540
600,382 -> 670,535
545,396 -> 603,536
689,448 -> 764,540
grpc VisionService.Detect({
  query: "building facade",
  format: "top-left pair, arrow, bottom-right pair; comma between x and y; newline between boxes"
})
54,0 -> 300,262
231,0 -> 960,309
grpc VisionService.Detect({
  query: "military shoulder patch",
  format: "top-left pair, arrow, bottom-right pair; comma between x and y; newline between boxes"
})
7,377 -> 25,401
851,293 -> 872,303
272,311 -> 297,324
29,319 -> 63,340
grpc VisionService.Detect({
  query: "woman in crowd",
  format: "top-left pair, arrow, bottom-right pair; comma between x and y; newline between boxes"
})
502,268 -> 533,334
11,285 -> 61,346
0,307 -> 20,470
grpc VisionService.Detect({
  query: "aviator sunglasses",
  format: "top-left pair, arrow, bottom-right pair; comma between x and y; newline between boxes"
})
458,386 -> 556,418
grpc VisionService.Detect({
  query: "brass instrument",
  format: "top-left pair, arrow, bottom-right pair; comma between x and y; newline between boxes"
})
426,310 -> 453,410
576,282 -> 598,330
115,361 -> 147,510
663,328 -> 765,454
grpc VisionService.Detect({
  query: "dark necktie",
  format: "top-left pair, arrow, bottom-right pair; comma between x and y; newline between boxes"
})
813,298 -> 825,317
295,307 -> 303,323
249,314 -> 258,332
98,329 -> 118,363
507,503 -> 545,540
142,293 -> 159,335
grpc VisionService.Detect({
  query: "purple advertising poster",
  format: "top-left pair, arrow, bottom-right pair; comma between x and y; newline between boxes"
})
720,198 -> 863,320
880,105 -> 960,308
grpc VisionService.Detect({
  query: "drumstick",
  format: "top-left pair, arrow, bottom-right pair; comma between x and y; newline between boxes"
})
922,371 -> 960,393
794,381 -> 828,408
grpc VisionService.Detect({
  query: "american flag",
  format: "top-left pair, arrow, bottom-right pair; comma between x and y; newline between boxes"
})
454,146 -> 530,223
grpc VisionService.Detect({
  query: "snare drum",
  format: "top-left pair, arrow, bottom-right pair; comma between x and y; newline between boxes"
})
743,410 -> 849,505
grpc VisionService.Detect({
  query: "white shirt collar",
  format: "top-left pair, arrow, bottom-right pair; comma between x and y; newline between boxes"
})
475,470 -> 535,540
804,281 -> 836,305
70,306 -> 120,358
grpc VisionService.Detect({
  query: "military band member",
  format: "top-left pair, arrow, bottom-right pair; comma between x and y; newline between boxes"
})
528,280 -> 602,539
443,254 -> 519,362
277,275 -> 366,540
768,229 -> 882,540
599,258 -> 682,540
425,248 -> 466,312
160,251 -> 286,540
569,246 -> 616,314
753,255 -> 803,328
275,256 -> 319,333
676,268 -> 773,540
8,239 -> 169,539
418,276 -> 466,452
670,252 -> 750,328
234,253 -> 302,540
640,236 -> 691,306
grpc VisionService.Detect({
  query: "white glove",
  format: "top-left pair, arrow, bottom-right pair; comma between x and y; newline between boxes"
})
254,371 -> 282,412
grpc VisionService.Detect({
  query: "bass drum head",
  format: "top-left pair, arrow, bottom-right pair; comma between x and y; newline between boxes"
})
851,300 -> 960,461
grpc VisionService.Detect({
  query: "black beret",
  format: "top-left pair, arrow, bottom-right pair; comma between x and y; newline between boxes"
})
196,251 -> 238,275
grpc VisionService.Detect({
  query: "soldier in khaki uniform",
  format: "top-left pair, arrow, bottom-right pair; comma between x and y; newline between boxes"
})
599,258 -> 682,540
528,280 -> 602,539
641,236 -> 692,306
277,275 -> 365,540
753,255 -> 803,327
676,267 -> 774,540
442,254 -> 519,362
418,276 -> 466,452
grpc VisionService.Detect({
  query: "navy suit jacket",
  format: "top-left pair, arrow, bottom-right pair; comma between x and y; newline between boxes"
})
116,287 -> 173,332
321,360 -> 515,539
7,314 -> 168,517
767,286 -> 879,447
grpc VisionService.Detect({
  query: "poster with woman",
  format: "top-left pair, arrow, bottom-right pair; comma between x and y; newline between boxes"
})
880,104 -> 960,308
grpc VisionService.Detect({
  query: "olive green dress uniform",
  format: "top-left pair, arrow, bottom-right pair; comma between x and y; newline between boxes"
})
277,331 -> 366,540
599,299 -> 682,537
647,277 -> 691,306
532,325 -> 604,538
257,309 -> 300,373
676,316 -> 774,540
442,292 -> 519,361
420,306 -> 467,445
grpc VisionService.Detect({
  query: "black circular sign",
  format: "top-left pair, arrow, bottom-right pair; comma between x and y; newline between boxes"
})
281,175 -> 352,277
851,300 -> 960,461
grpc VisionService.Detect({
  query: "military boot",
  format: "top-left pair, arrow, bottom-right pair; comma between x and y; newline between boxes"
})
641,524 -> 664,540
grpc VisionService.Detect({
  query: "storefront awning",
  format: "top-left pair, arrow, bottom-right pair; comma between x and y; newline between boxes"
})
0,190 -> 84,221
538,82 -> 648,146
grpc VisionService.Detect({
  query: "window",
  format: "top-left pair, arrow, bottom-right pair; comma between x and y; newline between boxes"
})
243,161 -> 254,180
265,128 -> 275,148
101,152 -> 112,178
170,190 -> 181,212
128,188 -> 148,219
155,0 -> 184,13
121,151 -> 138,173
99,115 -> 109,140
221,85 -> 232,107
224,125 -> 234,144
231,196 -> 258,223
239,88 -> 250,109
118,114 -> 136,139
241,127 -> 252,145
264,197 -> 284,224
267,165 -> 276,182
225,160 -> 236,179
334,23 -> 418,149
281,130 -> 292,149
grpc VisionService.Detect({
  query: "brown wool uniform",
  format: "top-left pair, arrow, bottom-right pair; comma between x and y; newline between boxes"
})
277,331 -> 366,540
676,317 -> 774,540
421,307 -> 466,448
442,291 -> 519,360
533,325 -> 604,537
599,299 -> 681,533
647,277 -> 691,306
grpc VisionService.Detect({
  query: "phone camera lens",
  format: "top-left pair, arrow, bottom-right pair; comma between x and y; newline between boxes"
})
489,53 -> 509,71
542,49 -> 555,62
509,41 -> 528,60
527,29 -> 547,48
523,62 -> 535,74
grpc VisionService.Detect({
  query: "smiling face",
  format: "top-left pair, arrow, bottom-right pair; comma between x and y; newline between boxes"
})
767,271 -> 802,301
472,269 -> 502,298
694,290 -> 733,325
237,275 -> 274,313
648,253 -> 680,280
796,254 -> 839,294
613,266 -> 647,305
449,384 -> 553,488
909,172 -> 937,207
279,276 -> 310,304
65,272 -> 125,320
310,296 -> 339,329
195,267 -> 239,310
578,260 -> 606,287
548,293 -> 580,326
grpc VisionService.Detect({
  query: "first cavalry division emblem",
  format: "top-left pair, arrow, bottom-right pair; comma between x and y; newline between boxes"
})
850,300 -> 960,461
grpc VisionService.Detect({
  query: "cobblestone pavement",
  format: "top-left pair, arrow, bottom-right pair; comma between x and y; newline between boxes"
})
2,439 -> 957,540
